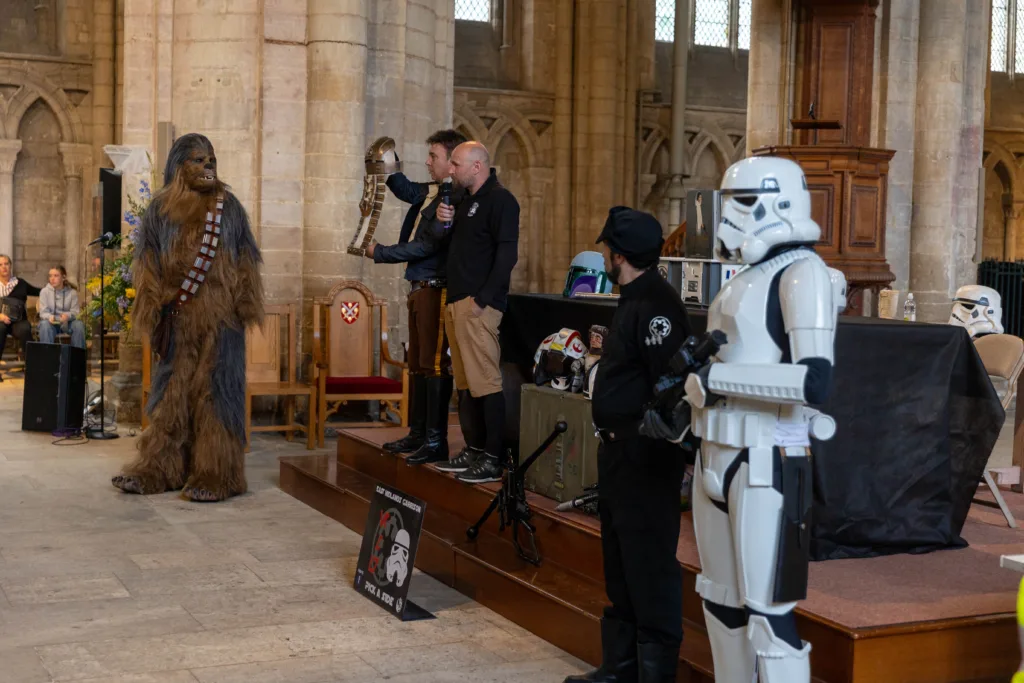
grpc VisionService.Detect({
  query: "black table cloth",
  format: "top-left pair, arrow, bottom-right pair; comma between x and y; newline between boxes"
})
498,293 -> 1005,561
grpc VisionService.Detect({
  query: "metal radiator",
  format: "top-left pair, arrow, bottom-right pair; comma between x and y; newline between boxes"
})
978,259 -> 1024,337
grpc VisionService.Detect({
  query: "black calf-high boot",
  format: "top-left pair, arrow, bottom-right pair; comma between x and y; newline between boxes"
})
636,642 -> 679,683
407,374 -> 453,464
563,617 -> 639,683
383,373 -> 426,453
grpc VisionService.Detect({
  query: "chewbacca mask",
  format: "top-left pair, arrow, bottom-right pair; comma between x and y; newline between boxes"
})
113,133 -> 265,502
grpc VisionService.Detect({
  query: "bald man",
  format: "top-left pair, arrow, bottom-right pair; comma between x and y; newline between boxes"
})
434,141 -> 520,484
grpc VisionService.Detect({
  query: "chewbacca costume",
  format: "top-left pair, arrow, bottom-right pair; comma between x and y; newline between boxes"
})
113,133 -> 264,502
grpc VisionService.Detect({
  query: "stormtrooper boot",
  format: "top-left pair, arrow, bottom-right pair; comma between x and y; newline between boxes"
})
563,617 -> 638,683
384,373 -> 425,453
407,375 -> 453,465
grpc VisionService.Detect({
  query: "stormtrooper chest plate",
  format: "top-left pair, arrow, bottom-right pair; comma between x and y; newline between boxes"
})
708,257 -> 794,365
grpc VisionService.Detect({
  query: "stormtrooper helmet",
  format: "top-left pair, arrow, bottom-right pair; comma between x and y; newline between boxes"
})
716,156 -> 820,265
533,328 -> 589,392
949,285 -> 1004,338
386,528 -> 411,588
563,251 -> 613,297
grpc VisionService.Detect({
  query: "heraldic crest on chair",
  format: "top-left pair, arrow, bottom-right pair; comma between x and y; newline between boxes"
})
312,279 -> 409,447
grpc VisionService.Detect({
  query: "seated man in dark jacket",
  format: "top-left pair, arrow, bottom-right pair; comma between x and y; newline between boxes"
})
365,129 -> 468,465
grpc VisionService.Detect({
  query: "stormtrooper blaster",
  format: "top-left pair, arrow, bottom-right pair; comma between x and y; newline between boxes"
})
554,483 -> 599,516
639,329 -> 728,442
347,136 -> 402,256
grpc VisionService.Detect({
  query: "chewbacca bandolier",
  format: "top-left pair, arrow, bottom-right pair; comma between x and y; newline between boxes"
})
112,133 -> 264,502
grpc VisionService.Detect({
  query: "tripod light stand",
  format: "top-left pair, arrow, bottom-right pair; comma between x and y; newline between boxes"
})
87,231 -> 119,440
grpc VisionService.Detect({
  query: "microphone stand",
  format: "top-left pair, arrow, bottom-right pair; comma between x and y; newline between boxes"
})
87,232 -> 118,440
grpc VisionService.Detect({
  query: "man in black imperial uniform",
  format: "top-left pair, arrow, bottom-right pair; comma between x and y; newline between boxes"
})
566,207 -> 691,683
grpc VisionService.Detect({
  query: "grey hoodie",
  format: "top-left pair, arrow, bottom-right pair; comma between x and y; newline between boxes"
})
38,284 -> 79,323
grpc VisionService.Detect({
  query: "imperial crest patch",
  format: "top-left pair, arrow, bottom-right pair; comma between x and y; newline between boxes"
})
341,301 -> 360,324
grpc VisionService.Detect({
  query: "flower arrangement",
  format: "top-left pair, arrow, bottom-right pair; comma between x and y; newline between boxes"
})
84,177 -> 151,335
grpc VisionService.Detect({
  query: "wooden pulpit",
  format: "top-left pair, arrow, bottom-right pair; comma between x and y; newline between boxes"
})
755,0 -> 896,315
752,143 -> 895,314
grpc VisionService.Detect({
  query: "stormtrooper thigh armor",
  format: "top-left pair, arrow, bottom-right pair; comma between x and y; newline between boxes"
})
687,248 -> 842,683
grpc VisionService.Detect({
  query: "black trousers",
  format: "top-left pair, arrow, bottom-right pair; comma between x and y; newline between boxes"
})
0,319 -> 32,356
598,434 -> 686,647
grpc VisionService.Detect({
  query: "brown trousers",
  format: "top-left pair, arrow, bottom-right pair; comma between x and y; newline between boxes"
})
408,285 -> 450,376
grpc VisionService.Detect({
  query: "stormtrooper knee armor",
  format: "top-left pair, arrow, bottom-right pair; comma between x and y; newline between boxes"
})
680,156 -> 845,683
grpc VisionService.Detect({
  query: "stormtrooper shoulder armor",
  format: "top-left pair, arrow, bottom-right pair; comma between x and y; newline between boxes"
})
779,255 -> 838,365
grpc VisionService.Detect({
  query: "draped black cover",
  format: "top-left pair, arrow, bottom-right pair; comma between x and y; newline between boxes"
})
499,293 -> 1004,560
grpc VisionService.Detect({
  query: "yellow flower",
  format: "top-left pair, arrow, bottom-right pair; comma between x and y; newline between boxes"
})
125,288 -> 136,299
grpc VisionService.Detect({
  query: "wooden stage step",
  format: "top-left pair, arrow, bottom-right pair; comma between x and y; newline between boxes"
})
280,428 -> 1019,683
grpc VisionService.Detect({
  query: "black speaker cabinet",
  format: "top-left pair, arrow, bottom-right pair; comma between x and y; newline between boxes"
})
99,167 -> 122,239
22,342 -> 87,433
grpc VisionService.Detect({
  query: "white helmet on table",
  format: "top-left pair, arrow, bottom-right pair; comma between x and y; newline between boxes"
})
949,285 -> 1004,338
716,156 -> 820,265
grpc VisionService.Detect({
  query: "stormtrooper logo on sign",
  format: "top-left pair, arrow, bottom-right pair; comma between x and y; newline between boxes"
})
645,316 -> 672,346
386,528 -> 411,588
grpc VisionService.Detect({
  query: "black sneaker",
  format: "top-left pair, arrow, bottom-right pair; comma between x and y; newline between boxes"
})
434,447 -> 482,473
456,454 -> 503,484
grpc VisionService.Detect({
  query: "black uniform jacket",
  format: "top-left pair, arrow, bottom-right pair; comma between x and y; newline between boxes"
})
373,172 -> 465,281
591,267 -> 692,429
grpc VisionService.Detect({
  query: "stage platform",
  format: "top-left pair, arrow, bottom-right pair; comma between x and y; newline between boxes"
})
279,425 -> 1023,683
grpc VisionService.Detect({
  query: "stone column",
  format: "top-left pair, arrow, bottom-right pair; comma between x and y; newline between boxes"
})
0,140 -> 22,260
58,143 -> 92,287
909,1 -> 988,322
746,0 -> 789,154
876,0 -> 920,291
666,0 -> 692,227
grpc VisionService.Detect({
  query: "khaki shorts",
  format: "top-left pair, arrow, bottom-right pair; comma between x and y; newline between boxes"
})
444,297 -> 503,397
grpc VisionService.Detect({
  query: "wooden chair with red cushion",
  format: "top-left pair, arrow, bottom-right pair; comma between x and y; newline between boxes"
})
312,280 -> 408,447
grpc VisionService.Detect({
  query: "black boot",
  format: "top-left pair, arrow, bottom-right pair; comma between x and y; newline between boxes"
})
636,642 -> 679,683
384,374 -> 426,453
407,374 -> 453,465
563,617 -> 638,683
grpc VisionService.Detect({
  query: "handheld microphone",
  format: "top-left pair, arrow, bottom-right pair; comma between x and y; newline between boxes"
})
89,232 -> 114,247
440,180 -> 453,229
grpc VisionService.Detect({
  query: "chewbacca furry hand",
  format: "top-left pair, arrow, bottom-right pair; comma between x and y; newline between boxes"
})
113,133 -> 264,502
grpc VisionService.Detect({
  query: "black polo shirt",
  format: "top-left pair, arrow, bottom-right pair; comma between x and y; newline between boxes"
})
445,169 -> 520,311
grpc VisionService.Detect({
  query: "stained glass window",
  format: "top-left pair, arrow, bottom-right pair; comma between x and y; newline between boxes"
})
993,0 -> 1009,72
455,0 -> 490,23
655,0 -> 675,42
737,0 -> 752,51
694,0 -> 731,48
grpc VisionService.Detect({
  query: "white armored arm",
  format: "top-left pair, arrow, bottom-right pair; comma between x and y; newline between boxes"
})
686,255 -> 840,408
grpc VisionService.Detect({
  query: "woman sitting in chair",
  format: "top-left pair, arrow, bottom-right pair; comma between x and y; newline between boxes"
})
0,254 -> 41,382
38,265 -> 86,349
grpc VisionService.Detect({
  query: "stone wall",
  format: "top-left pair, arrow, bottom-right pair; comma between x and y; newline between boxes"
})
0,1 -> 100,296
982,72 -> 1024,261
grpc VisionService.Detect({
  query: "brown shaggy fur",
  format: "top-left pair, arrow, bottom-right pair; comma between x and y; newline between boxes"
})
114,169 -> 261,502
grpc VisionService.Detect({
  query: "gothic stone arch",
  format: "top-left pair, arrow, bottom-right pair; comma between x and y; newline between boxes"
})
0,67 -> 85,143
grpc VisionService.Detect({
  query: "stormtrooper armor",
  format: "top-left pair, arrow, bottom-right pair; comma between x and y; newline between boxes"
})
386,528 -> 411,588
533,328 -> 589,392
680,156 -> 845,683
949,284 -> 1004,338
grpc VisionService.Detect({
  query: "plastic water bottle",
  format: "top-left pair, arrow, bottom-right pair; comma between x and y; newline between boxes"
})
903,292 -> 916,322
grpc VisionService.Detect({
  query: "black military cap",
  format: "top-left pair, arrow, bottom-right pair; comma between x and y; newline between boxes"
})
596,206 -> 664,258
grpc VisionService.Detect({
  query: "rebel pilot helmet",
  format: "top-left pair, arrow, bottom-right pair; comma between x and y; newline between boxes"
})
949,285 -> 1004,338
715,156 -> 821,265
533,328 -> 589,392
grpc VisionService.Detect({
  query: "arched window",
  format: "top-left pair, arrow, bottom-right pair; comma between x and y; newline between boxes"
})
455,0 -> 491,23
656,0 -> 752,51
992,0 -> 1024,73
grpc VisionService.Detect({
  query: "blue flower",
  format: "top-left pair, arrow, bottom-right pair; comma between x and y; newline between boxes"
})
111,321 -> 122,333
127,227 -> 140,246
92,308 -> 101,318
139,179 -> 151,200
116,295 -> 130,311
